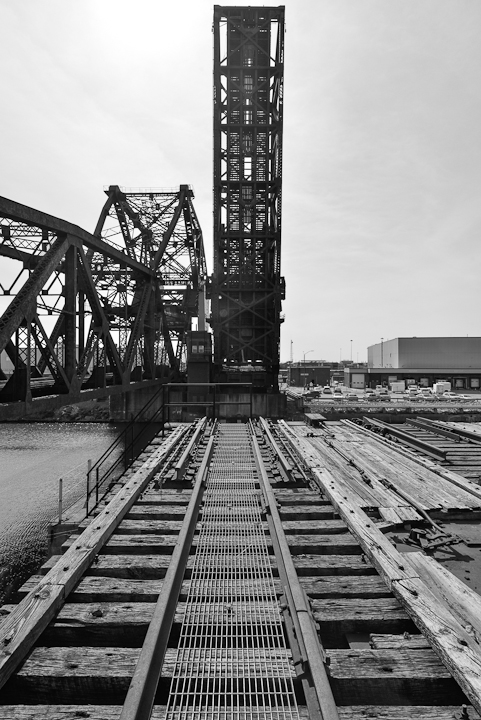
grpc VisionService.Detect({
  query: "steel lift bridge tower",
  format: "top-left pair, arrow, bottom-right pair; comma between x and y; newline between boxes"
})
211,5 -> 285,393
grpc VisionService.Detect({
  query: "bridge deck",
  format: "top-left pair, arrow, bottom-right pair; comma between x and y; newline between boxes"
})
0,419 -> 481,718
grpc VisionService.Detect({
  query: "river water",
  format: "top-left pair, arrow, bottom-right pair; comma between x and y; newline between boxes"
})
0,422 -> 121,603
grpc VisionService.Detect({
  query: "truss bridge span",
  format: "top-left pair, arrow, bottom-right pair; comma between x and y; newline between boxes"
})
0,186 -> 207,420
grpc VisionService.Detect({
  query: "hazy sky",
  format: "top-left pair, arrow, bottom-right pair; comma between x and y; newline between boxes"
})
1,0 -> 480,363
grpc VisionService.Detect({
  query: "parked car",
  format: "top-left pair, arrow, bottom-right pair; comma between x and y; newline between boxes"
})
322,386 -> 332,395
333,388 -> 343,398
377,392 -> 391,402
442,391 -> 458,400
417,388 -> 434,401
364,389 -> 376,399
344,393 -> 360,401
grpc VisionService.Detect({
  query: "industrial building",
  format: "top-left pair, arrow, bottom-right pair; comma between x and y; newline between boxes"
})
344,337 -> 481,390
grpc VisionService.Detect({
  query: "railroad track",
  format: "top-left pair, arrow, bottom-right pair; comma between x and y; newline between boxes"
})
0,418 -> 480,718
356,416 -> 481,481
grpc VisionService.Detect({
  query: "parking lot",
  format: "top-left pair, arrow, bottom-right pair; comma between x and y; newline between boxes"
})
287,385 -> 481,404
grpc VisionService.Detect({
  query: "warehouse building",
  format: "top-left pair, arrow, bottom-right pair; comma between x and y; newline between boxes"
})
344,337 -> 481,390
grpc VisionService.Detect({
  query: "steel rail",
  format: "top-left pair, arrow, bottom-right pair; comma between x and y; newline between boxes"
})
407,418 -> 461,443
251,420 -> 340,720
258,415 -> 293,476
270,420 -> 312,484
416,417 -> 481,445
119,430 -> 214,720
173,416 -> 207,480
363,416 -> 447,461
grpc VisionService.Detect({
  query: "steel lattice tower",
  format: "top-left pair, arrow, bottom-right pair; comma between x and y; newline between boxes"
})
211,5 -> 285,392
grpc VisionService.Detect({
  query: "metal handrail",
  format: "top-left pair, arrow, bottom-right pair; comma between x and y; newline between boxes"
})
86,383 -> 167,516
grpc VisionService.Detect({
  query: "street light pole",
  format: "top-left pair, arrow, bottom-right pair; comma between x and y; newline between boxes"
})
302,350 -> 313,390
381,338 -> 384,368
350,339 -> 353,362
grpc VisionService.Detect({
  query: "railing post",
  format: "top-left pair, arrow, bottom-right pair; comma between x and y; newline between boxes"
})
96,467 -> 99,506
162,384 -> 165,438
167,384 -> 170,427
213,384 -> 216,420
58,478 -> 63,524
86,459 -> 92,517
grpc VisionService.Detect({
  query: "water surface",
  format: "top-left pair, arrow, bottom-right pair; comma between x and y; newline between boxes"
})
0,422 -> 120,602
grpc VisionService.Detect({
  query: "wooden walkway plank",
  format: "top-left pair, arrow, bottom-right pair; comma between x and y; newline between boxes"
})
328,648 -> 465,706
406,552 -> 481,642
0,707 -> 477,720
1,646 -> 296,704
17,574 -> 392,602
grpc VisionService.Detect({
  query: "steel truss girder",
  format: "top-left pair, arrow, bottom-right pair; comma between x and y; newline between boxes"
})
94,185 -> 207,380
0,188 -> 206,404
212,5 -> 285,390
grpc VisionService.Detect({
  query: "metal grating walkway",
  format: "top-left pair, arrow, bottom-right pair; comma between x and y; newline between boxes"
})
166,424 -> 300,719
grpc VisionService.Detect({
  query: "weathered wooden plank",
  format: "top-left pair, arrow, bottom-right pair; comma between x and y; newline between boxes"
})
300,575 -> 392,599
17,576 -> 163,603
78,519 -> 184,535
281,519 -> 347,534
279,505 -> 337,520
338,708 -> 480,719
41,551 -> 377,581
126,504 -> 188,518
0,708 -> 477,720
378,507 -> 405,524
18,574 -> 391,603
0,424 -> 189,692
369,633 -> 431,650
63,535 -> 179,555
0,706 -> 314,720
313,597 -> 407,622
27,595 -> 410,648
293,555 -> 377,576
406,552 -> 481,642
313,597 -> 413,647
392,574 -> 481,712
378,506 -> 423,524
40,555 -> 173,579
286,533 -> 361,555
62,532 -> 361,556
273,489 -> 326,505
1,646 -> 295,703
327,648 -> 466,706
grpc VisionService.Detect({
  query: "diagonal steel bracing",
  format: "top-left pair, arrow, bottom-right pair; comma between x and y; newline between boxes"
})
0,187 -> 207,406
